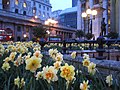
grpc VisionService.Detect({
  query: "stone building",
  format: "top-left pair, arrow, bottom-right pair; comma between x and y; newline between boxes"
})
0,0 -> 52,41
77,0 -> 109,39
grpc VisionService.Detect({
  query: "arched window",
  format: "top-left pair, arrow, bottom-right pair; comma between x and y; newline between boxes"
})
15,0 -> 19,5
23,2 -> 27,8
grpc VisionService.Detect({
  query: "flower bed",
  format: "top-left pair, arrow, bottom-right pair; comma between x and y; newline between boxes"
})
0,41 -> 120,90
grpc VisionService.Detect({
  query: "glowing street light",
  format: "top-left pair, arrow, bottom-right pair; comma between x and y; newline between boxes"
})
82,8 -> 97,34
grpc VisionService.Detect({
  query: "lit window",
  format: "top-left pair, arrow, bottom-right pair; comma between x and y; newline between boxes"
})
33,7 -> 36,14
15,0 -> 19,5
23,2 -> 27,8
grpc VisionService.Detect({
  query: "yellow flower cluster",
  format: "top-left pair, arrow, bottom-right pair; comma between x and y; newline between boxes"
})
14,76 -> 25,88
49,48 -> 58,59
0,44 -> 5,56
82,54 -> 96,75
25,56 -> 42,72
60,63 -> 75,81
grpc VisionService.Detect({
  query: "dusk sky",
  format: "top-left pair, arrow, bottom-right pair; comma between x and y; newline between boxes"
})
50,0 -> 72,11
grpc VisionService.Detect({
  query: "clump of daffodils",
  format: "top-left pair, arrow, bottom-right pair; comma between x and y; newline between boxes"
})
49,48 -> 58,59
0,44 -> 5,56
55,52 -> 63,62
25,56 -> 42,72
88,62 -> 96,75
42,66 -> 58,83
14,76 -> 25,89
53,61 -> 62,70
82,54 -> 96,75
2,62 -> 10,71
71,51 -> 76,59
80,80 -> 89,90
106,74 -> 113,86
60,63 -> 75,82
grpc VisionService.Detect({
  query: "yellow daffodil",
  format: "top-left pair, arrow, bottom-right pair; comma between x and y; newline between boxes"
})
71,51 -> 76,59
42,66 -> 58,83
83,59 -> 90,67
88,62 -> 96,75
106,74 -> 113,86
49,48 -> 58,59
14,76 -> 25,88
83,53 -> 90,60
60,63 -> 75,81
80,80 -> 89,90
54,61 -> 61,70
25,56 -> 42,72
2,62 -> 10,71
9,52 -> 17,62
55,52 -> 63,61
33,51 -> 43,58
36,71 -> 43,80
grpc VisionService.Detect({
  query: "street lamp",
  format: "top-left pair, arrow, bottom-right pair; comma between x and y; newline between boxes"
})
82,8 -> 97,34
44,18 -> 58,36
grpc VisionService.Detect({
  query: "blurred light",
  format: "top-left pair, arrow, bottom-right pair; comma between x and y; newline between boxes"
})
86,9 -> 92,15
9,36 -> 12,38
46,30 -> 50,34
23,34 -> 27,38
92,10 -> 97,15
82,12 -> 87,18
34,15 -> 38,19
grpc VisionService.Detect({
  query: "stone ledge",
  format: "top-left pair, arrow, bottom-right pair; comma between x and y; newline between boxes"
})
63,55 -> 120,71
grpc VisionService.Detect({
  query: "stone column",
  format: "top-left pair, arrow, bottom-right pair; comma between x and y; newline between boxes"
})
10,0 -> 15,12
110,0 -> 116,32
115,0 -> 119,34
77,0 -> 82,30
103,0 -> 108,35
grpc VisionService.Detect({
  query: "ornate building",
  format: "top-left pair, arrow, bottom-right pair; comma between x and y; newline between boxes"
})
0,0 -> 52,41
77,0 -> 110,39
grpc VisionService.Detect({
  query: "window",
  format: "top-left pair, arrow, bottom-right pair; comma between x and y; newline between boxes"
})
23,2 -> 27,8
47,13 -> 49,17
15,0 -> 19,5
17,26 -> 21,32
33,7 -> 36,14
39,4 -> 41,8
43,12 -> 45,17
23,11 -> 26,15
15,9 -> 18,13
43,6 -> 45,10
47,7 -> 49,11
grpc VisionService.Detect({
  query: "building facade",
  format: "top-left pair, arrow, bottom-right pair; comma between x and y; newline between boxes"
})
51,10 -> 62,20
58,7 -> 77,29
77,0 -> 111,38
72,0 -> 78,7
0,0 -> 52,41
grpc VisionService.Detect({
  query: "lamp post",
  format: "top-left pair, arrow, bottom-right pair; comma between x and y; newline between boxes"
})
82,8 -> 97,34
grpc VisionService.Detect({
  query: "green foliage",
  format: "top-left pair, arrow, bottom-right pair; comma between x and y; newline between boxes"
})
76,30 -> 84,38
85,33 -> 94,40
33,25 -> 47,38
107,31 -> 119,39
